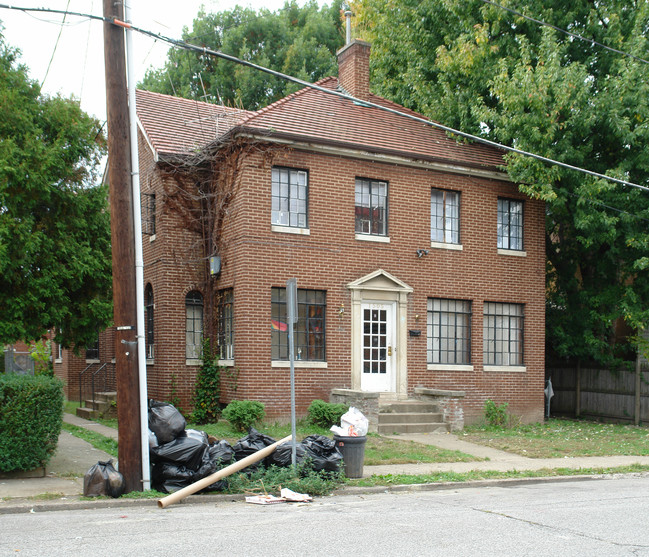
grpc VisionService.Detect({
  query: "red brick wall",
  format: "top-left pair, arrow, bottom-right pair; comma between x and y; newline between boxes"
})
139,131 -> 203,412
119,130 -> 546,425
209,147 -> 546,424
59,136 -> 544,425
337,41 -> 371,100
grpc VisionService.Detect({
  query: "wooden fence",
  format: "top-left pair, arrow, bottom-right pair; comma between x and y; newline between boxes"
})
548,363 -> 649,424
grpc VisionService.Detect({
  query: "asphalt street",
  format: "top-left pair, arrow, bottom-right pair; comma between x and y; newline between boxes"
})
1,475 -> 648,556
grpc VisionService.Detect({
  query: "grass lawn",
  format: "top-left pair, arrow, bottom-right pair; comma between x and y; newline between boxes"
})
192,421 -> 480,464
59,410 -> 649,495
71,409 -> 649,462
462,418 -> 649,458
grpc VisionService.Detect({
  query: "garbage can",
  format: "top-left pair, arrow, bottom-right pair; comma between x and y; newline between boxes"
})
333,435 -> 366,478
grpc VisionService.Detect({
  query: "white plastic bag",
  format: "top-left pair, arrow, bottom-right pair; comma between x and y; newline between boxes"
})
339,407 -> 369,437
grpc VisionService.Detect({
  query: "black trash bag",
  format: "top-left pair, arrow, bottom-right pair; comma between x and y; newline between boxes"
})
83,459 -> 125,498
302,435 -> 343,473
191,441 -> 235,493
232,428 -> 276,470
148,400 -> 186,444
268,441 -> 307,468
150,429 -> 209,471
151,461 -> 196,494
206,440 -> 234,468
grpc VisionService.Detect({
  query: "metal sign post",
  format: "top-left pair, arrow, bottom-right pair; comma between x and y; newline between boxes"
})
286,278 -> 298,466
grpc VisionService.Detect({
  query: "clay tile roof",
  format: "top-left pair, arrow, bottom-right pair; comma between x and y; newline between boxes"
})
237,77 -> 505,171
135,89 -> 252,158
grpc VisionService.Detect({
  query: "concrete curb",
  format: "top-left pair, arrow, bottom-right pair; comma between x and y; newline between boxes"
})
3,471 -> 649,515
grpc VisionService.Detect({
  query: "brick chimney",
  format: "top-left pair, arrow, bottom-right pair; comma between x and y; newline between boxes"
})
336,39 -> 371,101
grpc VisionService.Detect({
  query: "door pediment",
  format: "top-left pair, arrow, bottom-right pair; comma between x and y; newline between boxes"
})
347,269 -> 413,294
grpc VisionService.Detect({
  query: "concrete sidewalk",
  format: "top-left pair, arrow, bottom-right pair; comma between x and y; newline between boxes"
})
365,432 -> 649,476
0,414 -> 117,501
2,414 -> 649,512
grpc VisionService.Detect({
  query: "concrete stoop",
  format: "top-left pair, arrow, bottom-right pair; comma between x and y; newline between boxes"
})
378,400 -> 449,434
76,391 -> 117,420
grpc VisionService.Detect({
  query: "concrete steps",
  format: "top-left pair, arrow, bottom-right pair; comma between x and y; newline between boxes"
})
378,400 -> 449,434
76,391 -> 117,420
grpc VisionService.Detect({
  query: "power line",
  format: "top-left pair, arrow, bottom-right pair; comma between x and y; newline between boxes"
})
479,0 -> 649,66
126,21 -> 649,195
1,2 -> 648,197
41,0 -> 70,87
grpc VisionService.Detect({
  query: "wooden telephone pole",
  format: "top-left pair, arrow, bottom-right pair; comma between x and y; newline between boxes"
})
103,0 -> 142,492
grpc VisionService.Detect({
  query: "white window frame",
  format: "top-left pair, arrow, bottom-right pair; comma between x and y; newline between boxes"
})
431,189 -> 460,245
271,167 -> 308,229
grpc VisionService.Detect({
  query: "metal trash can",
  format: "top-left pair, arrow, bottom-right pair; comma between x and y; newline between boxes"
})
333,435 -> 367,478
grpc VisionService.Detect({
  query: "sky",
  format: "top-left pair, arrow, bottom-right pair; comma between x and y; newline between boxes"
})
0,0 -> 304,122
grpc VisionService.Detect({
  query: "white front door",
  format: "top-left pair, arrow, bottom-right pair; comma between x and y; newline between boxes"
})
360,302 -> 396,392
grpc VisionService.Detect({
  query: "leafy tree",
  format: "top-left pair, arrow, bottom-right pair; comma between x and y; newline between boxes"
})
353,0 -> 649,366
0,34 -> 112,349
140,0 -> 345,110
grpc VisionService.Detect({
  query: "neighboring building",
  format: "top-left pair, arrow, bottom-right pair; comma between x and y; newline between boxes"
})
60,40 -> 546,424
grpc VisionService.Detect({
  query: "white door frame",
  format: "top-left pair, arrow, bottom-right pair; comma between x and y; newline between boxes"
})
347,269 -> 413,399
359,301 -> 396,392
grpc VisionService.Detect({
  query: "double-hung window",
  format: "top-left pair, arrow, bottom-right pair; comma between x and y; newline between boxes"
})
431,189 -> 460,244
271,287 -> 326,361
271,167 -> 308,228
85,331 -> 99,361
185,291 -> 203,360
217,289 -> 234,360
427,298 -> 471,365
497,198 -> 523,250
483,302 -> 524,366
355,178 -> 388,236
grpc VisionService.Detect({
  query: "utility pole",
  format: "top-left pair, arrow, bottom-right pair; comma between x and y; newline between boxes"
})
103,0 -> 142,492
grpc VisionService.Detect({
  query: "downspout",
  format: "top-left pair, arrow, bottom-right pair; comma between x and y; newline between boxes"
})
124,3 -> 151,491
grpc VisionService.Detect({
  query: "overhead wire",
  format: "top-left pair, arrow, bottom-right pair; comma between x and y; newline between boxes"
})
1,2 -> 648,199
478,0 -> 649,66
41,0 -> 70,87
79,0 -> 93,101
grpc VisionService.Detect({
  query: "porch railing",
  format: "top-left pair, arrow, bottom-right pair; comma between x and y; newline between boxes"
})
79,362 -> 116,407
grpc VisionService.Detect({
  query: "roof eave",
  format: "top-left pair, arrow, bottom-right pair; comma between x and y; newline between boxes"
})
233,127 -> 509,181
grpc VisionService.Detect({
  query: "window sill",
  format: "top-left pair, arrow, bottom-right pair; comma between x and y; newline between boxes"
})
186,358 -> 202,366
85,359 -> 100,364
146,359 -> 155,366
484,365 -> 527,373
498,249 -> 526,257
271,360 -> 328,368
149,234 -> 156,243
272,225 -> 310,236
427,364 -> 473,372
219,359 -> 235,367
355,234 -> 390,243
430,241 -> 463,251
54,358 -> 62,364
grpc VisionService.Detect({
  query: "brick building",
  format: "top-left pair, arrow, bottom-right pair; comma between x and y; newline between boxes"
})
61,40 -> 546,425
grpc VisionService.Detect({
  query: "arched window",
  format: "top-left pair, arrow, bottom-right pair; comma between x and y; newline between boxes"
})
185,291 -> 203,359
145,284 -> 154,359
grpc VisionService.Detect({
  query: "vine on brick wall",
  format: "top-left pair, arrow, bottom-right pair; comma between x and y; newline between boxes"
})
162,137 -> 288,347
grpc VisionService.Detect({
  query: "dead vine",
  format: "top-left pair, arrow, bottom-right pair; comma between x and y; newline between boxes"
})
160,136 -> 289,344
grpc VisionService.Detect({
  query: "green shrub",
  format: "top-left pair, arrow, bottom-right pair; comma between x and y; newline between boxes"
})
226,462 -> 344,496
484,399 -> 509,428
307,399 -> 348,429
192,340 -> 222,424
222,400 -> 265,431
0,374 -> 64,472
